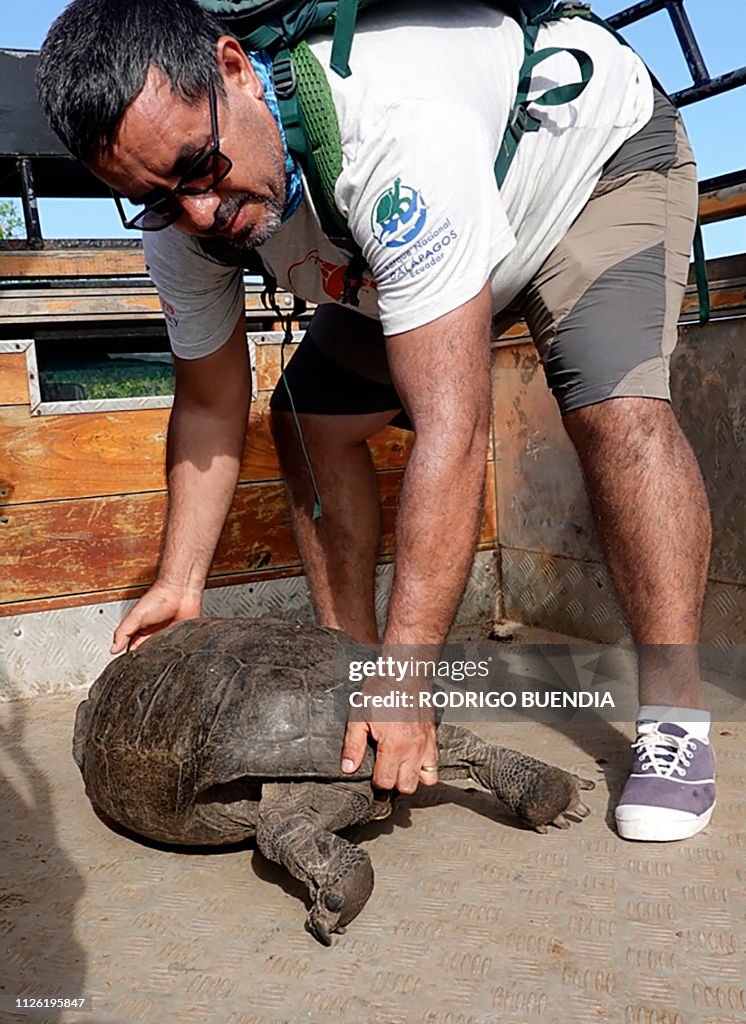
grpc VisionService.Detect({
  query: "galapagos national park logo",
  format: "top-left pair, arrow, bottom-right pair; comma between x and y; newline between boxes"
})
371,177 -> 428,248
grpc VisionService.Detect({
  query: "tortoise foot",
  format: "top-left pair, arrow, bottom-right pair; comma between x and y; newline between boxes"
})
306,845 -> 374,946
517,768 -> 595,832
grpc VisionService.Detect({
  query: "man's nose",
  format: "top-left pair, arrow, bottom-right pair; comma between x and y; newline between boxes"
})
178,192 -> 221,232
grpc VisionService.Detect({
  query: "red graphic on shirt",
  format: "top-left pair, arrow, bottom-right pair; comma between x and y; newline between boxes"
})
287,249 -> 377,302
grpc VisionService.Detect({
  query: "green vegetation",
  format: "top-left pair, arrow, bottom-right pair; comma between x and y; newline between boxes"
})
0,199 -> 23,239
40,359 -> 175,401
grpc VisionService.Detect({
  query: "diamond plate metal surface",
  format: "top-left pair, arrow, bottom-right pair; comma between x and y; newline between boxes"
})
501,548 -> 628,644
0,552 -> 498,701
501,548 -> 746,646
1,634 -> 744,1024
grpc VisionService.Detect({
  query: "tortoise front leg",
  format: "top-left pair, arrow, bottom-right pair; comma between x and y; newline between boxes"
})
256,781 -> 374,945
435,723 -> 594,830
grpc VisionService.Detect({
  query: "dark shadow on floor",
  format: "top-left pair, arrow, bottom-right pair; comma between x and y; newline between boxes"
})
0,697 -> 87,1024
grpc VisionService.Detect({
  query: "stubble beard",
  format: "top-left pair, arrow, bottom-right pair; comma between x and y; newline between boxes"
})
210,142 -> 287,250
211,190 -> 284,250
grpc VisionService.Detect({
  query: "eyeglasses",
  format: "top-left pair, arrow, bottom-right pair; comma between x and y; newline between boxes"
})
112,79 -> 232,232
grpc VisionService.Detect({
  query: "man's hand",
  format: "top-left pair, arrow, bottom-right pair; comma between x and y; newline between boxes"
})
111,580 -> 202,653
339,284 -> 493,791
341,718 -> 439,792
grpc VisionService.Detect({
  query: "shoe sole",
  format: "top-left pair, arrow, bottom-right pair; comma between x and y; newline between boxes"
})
615,802 -> 716,842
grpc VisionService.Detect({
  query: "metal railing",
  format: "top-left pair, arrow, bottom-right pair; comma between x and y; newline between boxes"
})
607,0 -> 746,107
606,0 -> 746,211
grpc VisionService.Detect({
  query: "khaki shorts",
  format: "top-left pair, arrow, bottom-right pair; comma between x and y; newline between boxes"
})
271,89 -> 698,423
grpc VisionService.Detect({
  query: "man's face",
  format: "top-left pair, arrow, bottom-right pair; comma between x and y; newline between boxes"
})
91,38 -> 287,248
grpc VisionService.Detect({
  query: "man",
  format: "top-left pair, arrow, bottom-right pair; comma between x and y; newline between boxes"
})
38,0 -> 715,841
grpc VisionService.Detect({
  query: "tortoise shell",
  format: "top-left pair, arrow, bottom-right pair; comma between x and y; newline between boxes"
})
73,617 -> 372,844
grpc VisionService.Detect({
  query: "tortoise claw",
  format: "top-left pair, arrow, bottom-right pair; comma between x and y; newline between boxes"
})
305,888 -> 347,946
307,910 -> 333,947
304,849 -> 374,946
550,775 -> 595,827
520,769 -> 595,830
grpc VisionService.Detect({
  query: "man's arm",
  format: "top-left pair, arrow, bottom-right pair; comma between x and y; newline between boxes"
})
111,312 -> 251,652
341,282 -> 493,789
383,282 -> 493,645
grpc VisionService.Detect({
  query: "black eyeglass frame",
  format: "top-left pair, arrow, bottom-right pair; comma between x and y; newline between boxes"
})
111,79 -> 232,232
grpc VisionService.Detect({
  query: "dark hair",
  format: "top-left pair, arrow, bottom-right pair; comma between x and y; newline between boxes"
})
37,0 -> 230,162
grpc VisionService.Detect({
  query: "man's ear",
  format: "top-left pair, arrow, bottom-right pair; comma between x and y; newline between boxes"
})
216,35 -> 262,98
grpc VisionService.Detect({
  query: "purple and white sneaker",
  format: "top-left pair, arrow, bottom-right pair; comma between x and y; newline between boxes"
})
614,722 -> 716,841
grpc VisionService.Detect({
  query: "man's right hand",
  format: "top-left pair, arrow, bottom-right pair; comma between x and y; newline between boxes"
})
109,312 -> 251,657
111,580 -> 203,654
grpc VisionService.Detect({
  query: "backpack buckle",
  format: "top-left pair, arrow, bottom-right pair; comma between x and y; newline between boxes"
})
557,2 -> 592,17
272,56 -> 297,99
508,104 -> 531,142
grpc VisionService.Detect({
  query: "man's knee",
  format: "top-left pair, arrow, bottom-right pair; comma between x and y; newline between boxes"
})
564,396 -> 677,451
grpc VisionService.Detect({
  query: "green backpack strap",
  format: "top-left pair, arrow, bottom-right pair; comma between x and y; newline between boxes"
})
495,2 -> 594,187
692,218 -> 710,324
275,41 -> 368,305
329,0 -> 360,78
495,44 -> 593,186
274,41 -> 350,241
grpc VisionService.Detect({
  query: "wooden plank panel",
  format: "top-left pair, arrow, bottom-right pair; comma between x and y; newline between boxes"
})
0,290 -> 164,323
0,288 -> 313,326
0,352 -> 29,406
1,475 -> 385,604
0,565 -> 309,617
1,464 -> 496,607
0,397 -> 414,505
255,341 -> 298,391
0,247 -> 147,278
699,180 -> 746,225
1,482 -> 286,605
0,397 -> 275,503
482,459 -> 498,549
682,285 -> 746,319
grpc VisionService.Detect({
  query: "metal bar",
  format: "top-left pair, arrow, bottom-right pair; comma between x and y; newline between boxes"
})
607,0 -> 670,30
671,65 -> 746,106
666,1 -> 709,84
698,169 -> 746,195
17,158 -> 43,249
609,0 -> 710,83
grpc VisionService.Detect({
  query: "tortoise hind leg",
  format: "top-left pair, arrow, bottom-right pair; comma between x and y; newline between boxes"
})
256,781 -> 374,945
436,722 -> 594,830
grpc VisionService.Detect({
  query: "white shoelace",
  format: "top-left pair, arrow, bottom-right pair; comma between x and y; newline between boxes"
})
632,722 -> 698,779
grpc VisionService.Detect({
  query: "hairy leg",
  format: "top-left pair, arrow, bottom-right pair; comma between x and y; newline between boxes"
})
563,397 -> 712,708
271,409 -> 399,643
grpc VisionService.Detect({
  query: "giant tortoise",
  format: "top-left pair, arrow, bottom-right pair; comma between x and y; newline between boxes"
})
74,617 -> 593,944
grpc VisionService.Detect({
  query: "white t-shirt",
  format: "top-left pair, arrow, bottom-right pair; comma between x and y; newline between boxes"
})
145,0 -> 653,358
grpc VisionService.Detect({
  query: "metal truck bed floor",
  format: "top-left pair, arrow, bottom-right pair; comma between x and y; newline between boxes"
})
1,630 -> 744,1024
